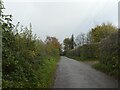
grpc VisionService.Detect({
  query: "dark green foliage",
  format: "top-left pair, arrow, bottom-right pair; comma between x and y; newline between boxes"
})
63,38 -> 71,52
93,63 -> 118,78
66,43 -> 99,61
63,34 -> 76,52
99,32 -> 119,77
79,43 -> 99,60
71,34 -> 75,49
1,1 -> 60,88
2,23 -> 60,88
66,47 -> 80,57
119,29 -> 120,78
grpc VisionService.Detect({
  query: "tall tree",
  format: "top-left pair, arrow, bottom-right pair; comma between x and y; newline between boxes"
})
75,33 -> 86,46
63,38 -> 71,52
70,34 -> 75,49
63,34 -> 76,52
90,23 -> 117,43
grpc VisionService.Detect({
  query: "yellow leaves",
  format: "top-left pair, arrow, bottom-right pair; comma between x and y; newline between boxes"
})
90,23 -> 117,43
32,50 -> 36,57
45,36 -> 61,50
28,50 -> 36,59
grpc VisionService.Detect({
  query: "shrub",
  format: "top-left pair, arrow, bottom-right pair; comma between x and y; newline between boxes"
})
80,43 -> 99,60
2,24 -> 60,88
66,43 -> 99,61
99,32 -> 118,74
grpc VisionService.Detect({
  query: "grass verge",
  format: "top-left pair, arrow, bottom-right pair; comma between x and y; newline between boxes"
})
67,56 -> 97,62
92,63 -> 118,79
37,56 -> 59,88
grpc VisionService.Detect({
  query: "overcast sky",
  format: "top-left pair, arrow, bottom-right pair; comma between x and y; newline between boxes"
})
3,0 -> 119,43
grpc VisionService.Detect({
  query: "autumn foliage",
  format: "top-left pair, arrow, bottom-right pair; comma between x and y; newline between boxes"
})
0,1 -> 60,88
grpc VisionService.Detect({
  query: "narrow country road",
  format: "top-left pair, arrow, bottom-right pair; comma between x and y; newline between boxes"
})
53,56 -> 118,88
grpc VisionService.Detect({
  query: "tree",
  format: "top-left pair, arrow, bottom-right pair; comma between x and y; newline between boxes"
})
90,23 -> 117,43
63,34 -> 75,52
86,31 -> 92,44
75,33 -> 86,46
63,38 -> 71,52
70,34 -> 75,49
45,36 -> 61,51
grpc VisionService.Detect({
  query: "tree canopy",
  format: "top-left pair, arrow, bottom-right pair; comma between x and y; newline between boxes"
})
89,23 -> 117,43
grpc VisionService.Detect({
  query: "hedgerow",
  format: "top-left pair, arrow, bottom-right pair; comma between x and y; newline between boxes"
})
2,23 -> 60,88
1,1 -> 60,88
66,43 -> 99,61
98,32 -> 119,77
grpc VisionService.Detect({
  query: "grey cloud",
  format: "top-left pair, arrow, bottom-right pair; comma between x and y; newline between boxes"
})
4,0 -> 118,43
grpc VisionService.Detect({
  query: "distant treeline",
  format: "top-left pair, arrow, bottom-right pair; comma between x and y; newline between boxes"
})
63,23 -> 119,78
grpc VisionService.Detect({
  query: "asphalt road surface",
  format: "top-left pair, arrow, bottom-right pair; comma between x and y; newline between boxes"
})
53,56 -> 118,88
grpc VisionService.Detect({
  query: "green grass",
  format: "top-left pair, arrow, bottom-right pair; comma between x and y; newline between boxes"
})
67,56 -> 98,62
92,63 -> 118,79
37,56 -> 59,88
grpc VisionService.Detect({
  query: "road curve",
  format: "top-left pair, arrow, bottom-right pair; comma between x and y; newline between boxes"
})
53,56 -> 118,88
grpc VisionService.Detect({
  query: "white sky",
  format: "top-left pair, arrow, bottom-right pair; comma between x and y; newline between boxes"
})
3,0 -> 119,43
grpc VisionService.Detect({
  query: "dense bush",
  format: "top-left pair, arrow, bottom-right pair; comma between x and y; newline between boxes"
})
66,48 -> 79,57
79,43 -> 99,60
2,23 -> 60,88
66,43 -> 99,61
0,1 -> 60,87
99,32 -> 118,76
